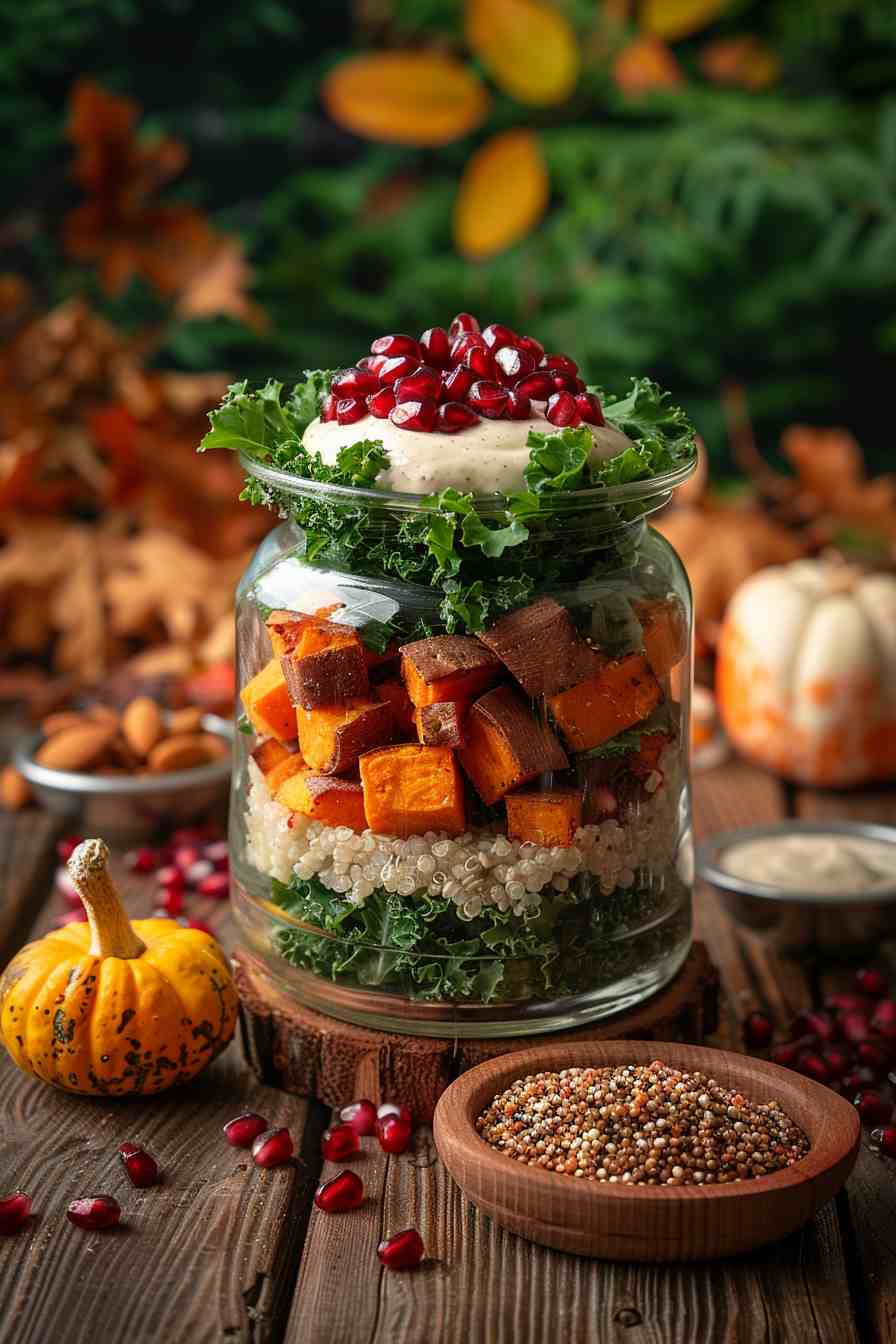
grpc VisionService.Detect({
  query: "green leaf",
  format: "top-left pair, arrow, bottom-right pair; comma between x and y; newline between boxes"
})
523,425 -> 593,493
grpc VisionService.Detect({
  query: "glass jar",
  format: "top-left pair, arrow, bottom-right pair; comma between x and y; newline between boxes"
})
231,455 -> 695,1037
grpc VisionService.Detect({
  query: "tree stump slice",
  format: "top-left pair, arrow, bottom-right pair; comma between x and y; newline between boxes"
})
235,942 -> 719,1123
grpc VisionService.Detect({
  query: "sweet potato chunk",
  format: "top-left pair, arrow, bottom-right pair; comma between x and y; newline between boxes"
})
297,699 -> 393,774
266,753 -> 307,796
506,787 -> 583,849
276,770 -> 367,830
629,730 -> 672,777
281,641 -> 368,709
360,744 -> 465,837
241,659 -> 296,743
374,678 -> 416,737
415,702 -> 467,749
251,738 -> 292,776
480,597 -> 601,697
458,685 -> 568,805
632,597 -> 688,679
400,635 -> 501,708
547,654 -> 662,753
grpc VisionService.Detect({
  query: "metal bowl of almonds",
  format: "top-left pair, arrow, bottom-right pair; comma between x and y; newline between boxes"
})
15,699 -> 233,841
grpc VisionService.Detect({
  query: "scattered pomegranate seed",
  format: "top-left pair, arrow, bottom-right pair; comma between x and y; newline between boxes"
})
515,370 -> 554,401
336,397 -> 368,426
367,386 -> 397,418
854,1090 -> 891,1126
743,1010 -> 774,1049
796,1051 -> 831,1083
186,859 -> 214,884
437,401 -> 480,433
321,1124 -> 360,1162
825,992 -> 870,1016
856,969 -> 888,997
516,334 -> 544,363
494,346 -> 535,385
504,390 -> 532,420
314,1169 -> 364,1213
331,367 -> 379,398
870,1126 -> 896,1157
204,841 -> 230,871
792,1011 -> 837,1043
377,1227 -> 424,1271
157,865 -> 185,891
186,917 -> 214,934
376,1115 -> 412,1154
575,392 -> 605,425
840,1011 -> 872,1044
871,1000 -> 896,1039
394,366 -> 441,402
821,1046 -> 852,1078
197,873 -> 229,900
0,1192 -> 31,1235
467,380 -> 509,419
769,1042 -> 799,1067
125,847 -> 158,874
378,354 -> 418,384
53,909 -> 88,927
441,365 -> 475,401
224,1112 -> 269,1148
390,399 -> 437,432
173,845 -> 201,873
376,1102 -> 413,1128
339,1099 -> 377,1136
119,1143 -> 160,1188
450,332 -> 487,365
67,1195 -> 121,1231
320,393 -> 338,422
56,835 -> 83,862
419,326 -> 451,368
545,391 -> 581,427
541,353 -> 579,377
481,322 -> 518,350
448,312 -> 479,340
370,334 -> 420,361
252,1128 -> 294,1168
159,886 -> 183,917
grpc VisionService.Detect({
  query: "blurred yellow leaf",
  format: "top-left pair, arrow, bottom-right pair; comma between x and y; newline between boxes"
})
322,52 -> 489,146
614,37 -> 683,94
640,0 -> 727,41
454,130 -> 549,261
700,36 -> 780,90
465,0 -> 579,107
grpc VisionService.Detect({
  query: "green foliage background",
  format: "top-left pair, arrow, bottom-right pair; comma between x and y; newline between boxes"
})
2,0 -> 895,471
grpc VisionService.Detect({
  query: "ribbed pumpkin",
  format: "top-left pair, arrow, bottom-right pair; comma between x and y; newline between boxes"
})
717,559 -> 896,786
0,839 -> 238,1095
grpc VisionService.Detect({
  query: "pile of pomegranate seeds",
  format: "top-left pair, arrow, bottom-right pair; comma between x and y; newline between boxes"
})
118,1143 -> 160,1188
322,315 -> 604,435
66,1195 -> 121,1231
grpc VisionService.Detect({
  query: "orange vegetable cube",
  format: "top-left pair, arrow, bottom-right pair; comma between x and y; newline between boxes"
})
632,597 -> 688,679
251,738 -> 291,777
275,771 -> 367,831
374,678 -> 416,737
296,699 -> 393,774
415,702 -> 467,748
458,685 -> 568,805
505,787 -> 583,848
241,659 -> 296,743
265,753 -> 307,795
360,744 -> 465,838
547,654 -> 662,753
400,635 -> 502,708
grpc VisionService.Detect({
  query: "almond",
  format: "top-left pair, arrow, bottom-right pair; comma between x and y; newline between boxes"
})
167,706 -> 204,735
0,766 -> 31,811
147,733 -> 219,773
122,696 -> 164,758
35,723 -> 116,772
41,711 -> 88,737
88,705 -> 120,729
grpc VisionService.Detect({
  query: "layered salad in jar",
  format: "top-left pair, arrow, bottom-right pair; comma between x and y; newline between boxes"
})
201,313 -> 698,1020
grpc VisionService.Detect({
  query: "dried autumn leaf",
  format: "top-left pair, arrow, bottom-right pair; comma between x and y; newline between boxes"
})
465,0 -> 579,107
454,129 -> 549,261
639,0 -> 728,42
614,37 -> 683,94
322,52 -> 489,146
177,238 -> 267,332
700,36 -> 780,90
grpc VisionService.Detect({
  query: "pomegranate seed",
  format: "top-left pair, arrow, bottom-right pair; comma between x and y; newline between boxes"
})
252,1127 -> 294,1168
437,401 -> 480,433
376,1102 -> 413,1128
769,1042 -> 800,1067
224,1112 -> 269,1148
542,353 -> 579,377
450,332 -> 487,365
573,377 -> 587,393
840,1011 -> 872,1044
321,1124 -> 360,1162
367,386 -> 396,418
826,991 -> 870,1016
315,1169 -> 364,1213
857,968 -> 888,997
842,1067 -> 876,1093
796,1051 -> 831,1083
186,859 -> 214,884
54,909 -> 88,927
857,1041 -> 891,1074
67,1195 -> 120,1230
330,367 -> 379,398
481,322 -> 517,349
204,840 -> 230,870
545,391 -> 581,427
376,1115 -> 412,1154
367,355 -> 387,377
56,835 -> 83,862
173,845 -> 201,873
0,1192 -> 31,1235
743,1011 -> 774,1049
870,1126 -> 896,1157
464,346 -> 498,381
157,865 -> 185,890
159,886 -> 183,916
792,1011 -> 837,1043
550,371 -> 579,393
377,1227 -> 424,1271
515,370 -> 554,401
119,1143 -> 160,1188
378,354 -> 418,384
448,312 -> 479,340
356,356 -> 378,371
370,334 -> 420,361
575,392 -> 605,425
390,399 -> 437,433
854,1090 -> 891,1126
394,366 -> 441,402
494,346 -> 535,385
504,390 -> 532,420
336,397 -> 367,426
186,917 -> 214,934
320,393 -> 338,422
125,847 -> 158,874
419,326 -> 450,368
822,1045 -> 852,1078
871,1000 -> 896,1039
442,365 -> 475,401
339,1099 -> 377,1136
517,334 -> 544,362
467,380 -> 509,419
197,873 -> 229,900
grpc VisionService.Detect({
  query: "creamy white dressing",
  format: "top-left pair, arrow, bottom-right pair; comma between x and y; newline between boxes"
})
303,411 -> 635,495
721,834 -> 896,897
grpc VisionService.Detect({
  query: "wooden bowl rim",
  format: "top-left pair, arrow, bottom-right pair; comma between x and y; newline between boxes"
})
434,1039 -> 861,1209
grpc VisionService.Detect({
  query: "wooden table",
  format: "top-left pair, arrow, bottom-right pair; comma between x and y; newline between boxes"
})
1,759 -> 894,1344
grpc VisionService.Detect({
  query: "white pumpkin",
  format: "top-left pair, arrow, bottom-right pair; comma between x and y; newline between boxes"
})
717,559 -> 896,786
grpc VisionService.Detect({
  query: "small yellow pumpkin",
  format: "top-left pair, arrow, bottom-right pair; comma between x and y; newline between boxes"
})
0,839 -> 238,1095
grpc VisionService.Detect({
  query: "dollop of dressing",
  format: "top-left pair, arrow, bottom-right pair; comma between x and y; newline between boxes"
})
302,411 -> 635,495
721,833 -> 896,897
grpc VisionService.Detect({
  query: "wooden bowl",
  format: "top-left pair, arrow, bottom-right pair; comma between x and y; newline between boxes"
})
433,1040 -> 860,1262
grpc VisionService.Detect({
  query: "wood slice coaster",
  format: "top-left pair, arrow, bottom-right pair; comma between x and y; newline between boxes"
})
235,941 -> 719,1123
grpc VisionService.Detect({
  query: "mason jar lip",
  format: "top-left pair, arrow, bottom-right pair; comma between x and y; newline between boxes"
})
239,451 -> 697,513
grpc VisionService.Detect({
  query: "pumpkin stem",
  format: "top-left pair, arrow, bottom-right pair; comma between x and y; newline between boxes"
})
67,839 -> 146,960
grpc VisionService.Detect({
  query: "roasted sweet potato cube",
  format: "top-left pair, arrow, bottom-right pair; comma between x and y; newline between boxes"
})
458,685 -> 568,805
275,770 -> 367,831
241,659 -> 296,742
296,699 -> 393,774
251,738 -> 292,777
374,677 -> 416,737
415,702 -> 467,749
480,597 -> 601,697
265,609 -> 312,657
629,731 -> 672,777
505,787 -> 583,849
360,744 -> 465,837
547,654 -> 662,753
632,597 -> 688,679
266,753 -> 307,795
400,635 -> 501,708
281,641 -> 368,709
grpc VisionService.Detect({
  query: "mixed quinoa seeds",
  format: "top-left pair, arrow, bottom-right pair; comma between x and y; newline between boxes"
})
476,1062 -> 809,1185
